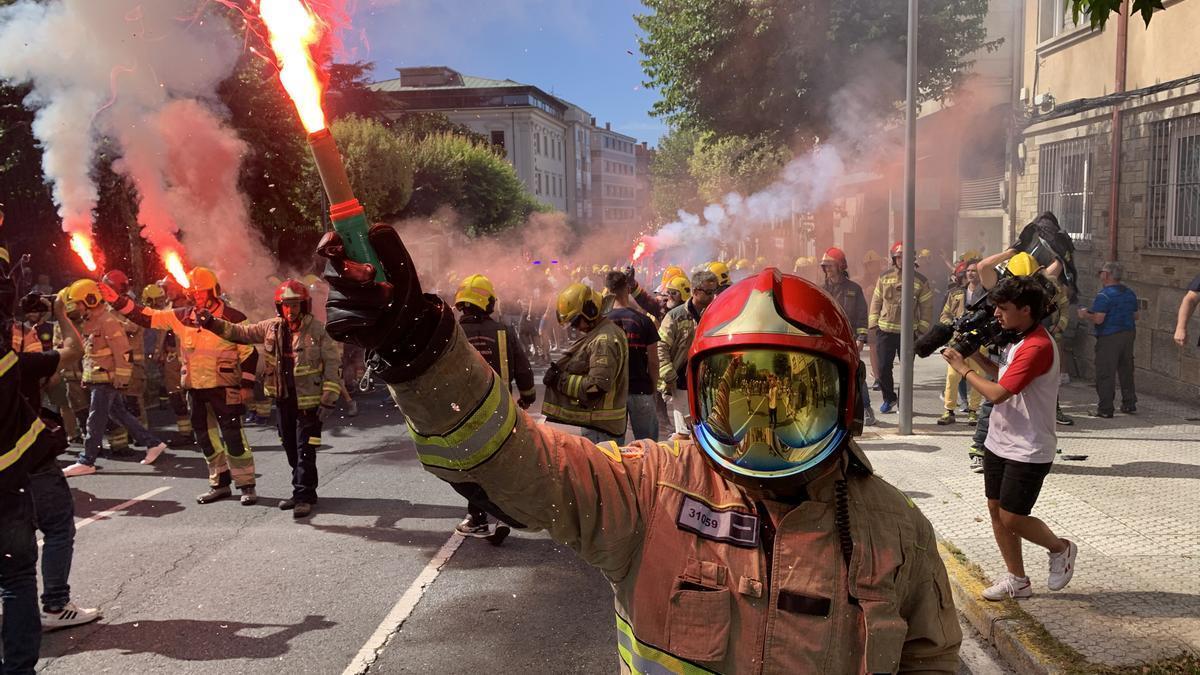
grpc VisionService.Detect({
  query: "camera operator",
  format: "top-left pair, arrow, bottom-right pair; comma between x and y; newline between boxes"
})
942,276 -> 1078,601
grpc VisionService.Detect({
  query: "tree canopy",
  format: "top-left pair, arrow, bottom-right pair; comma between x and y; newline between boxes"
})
1070,0 -> 1163,28
637,0 -> 994,143
301,115 -> 414,224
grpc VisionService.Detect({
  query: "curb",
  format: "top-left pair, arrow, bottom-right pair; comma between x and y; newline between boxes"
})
938,542 -> 1067,675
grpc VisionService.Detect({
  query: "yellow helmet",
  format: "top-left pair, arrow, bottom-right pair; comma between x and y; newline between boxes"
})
600,264 -> 612,273
454,274 -> 496,312
863,250 -> 882,264
706,261 -> 730,286
661,265 -> 685,288
735,258 -> 751,270
665,274 -> 691,302
1006,252 -> 1041,277
0,246 -> 9,265
67,279 -> 103,309
188,267 -> 219,293
919,248 -> 932,258
556,283 -> 602,325
141,283 -> 165,303
56,287 -> 76,314
754,256 -> 766,266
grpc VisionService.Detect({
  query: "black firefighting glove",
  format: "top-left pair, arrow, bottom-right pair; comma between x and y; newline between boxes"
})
194,308 -> 215,329
318,223 -> 456,384
542,362 -> 561,390
518,392 -> 536,410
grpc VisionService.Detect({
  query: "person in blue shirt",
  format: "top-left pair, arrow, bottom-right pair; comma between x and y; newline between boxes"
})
1077,262 -> 1138,418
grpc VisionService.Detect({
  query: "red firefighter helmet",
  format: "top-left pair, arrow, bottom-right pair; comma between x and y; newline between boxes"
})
102,270 -> 130,295
819,247 -> 847,270
687,269 -> 860,488
274,279 -> 311,317
890,241 -> 903,259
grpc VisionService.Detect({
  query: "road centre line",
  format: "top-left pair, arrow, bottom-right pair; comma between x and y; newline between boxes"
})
75,485 -> 173,531
342,532 -> 466,675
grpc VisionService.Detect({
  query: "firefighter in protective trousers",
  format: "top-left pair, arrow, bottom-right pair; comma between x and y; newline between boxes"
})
318,225 -> 961,674
102,268 -> 260,505
200,280 -> 342,519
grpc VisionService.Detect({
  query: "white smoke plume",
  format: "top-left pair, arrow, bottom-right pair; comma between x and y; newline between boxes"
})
0,0 -> 283,306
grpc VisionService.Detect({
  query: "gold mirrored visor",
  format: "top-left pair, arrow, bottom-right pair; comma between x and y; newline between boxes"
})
694,349 -> 846,478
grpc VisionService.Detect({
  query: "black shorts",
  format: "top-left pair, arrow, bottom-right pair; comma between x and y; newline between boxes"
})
983,448 -> 1052,516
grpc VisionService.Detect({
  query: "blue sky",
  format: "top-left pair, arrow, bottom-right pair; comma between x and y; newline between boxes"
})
342,0 -> 667,146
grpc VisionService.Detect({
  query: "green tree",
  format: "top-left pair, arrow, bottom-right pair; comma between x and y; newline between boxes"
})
326,61 -> 387,121
688,133 -> 790,202
649,125 -> 703,223
1070,0 -> 1164,28
637,0 -> 994,142
301,115 -> 413,224
401,132 -> 545,235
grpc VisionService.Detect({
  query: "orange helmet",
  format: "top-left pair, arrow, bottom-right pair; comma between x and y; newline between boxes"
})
687,269 -> 860,488
274,279 -> 311,316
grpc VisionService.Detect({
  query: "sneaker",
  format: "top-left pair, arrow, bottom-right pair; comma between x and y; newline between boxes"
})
486,524 -> 511,546
455,516 -> 491,538
936,410 -> 956,425
1056,410 -> 1075,426
41,602 -> 101,631
240,488 -> 258,506
969,455 -> 985,474
967,410 -> 978,425
863,408 -> 877,427
872,381 -> 881,391
1047,539 -> 1078,591
62,462 -> 96,477
345,400 -> 359,417
293,502 -> 312,519
982,573 -> 1032,601
1088,409 -> 1113,419
278,498 -> 296,511
196,486 -> 232,504
879,401 -> 896,414
141,442 -> 167,465
1120,405 -> 1137,414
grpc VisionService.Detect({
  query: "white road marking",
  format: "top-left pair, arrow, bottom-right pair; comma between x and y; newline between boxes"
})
74,486 -> 173,530
342,532 -> 465,675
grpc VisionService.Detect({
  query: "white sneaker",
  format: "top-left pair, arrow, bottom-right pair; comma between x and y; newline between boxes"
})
1047,539 -> 1078,591
41,602 -> 101,631
141,442 -> 167,465
982,573 -> 1032,601
62,462 -> 96,477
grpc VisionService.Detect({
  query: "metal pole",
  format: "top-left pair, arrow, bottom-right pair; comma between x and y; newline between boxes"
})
899,0 -> 918,435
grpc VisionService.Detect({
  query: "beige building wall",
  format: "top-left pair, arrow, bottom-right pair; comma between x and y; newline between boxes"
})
1014,0 -> 1200,400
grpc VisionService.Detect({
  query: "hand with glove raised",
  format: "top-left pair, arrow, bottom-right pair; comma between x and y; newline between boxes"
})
318,223 -> 455,383
1010,221 -> 1039,252
542,362 -> 562,390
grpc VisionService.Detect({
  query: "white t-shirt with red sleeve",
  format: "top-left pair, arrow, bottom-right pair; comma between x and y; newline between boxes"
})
986,324 -> 1060,464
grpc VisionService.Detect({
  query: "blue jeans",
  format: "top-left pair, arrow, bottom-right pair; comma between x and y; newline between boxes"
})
627,394 -> 660,442
30,467 -> 76,612
81,383 -> 161,465
581,427 -> 625,446
970,400 -> 994,456
0,484 -> 41,674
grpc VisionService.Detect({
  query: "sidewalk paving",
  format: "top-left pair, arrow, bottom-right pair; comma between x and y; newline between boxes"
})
857,352 -> 1200,670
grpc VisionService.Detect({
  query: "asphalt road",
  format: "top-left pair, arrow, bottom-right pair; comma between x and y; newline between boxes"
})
30,385 -> 1011,674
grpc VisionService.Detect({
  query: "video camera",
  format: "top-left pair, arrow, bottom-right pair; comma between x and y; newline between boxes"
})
916,274 -> 1059,359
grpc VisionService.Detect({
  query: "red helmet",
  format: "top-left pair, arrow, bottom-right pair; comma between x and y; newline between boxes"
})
274,279 -> 311,317
890,241 -> 903,259
102,270 -> 130,295
819,247 -> 847,270
687,269 -> 861,488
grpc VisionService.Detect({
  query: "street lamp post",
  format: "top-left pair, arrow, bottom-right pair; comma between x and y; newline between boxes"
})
899,0 -> 918,435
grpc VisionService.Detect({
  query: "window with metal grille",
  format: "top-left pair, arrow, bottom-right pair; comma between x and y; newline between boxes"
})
1037,138 -> 1093,240
1148,114 -> 1200,249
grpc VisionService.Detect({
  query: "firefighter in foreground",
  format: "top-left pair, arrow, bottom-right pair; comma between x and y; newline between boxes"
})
450,274 -> 536,542
318,225 -> 961,674
199,280 -> 342,519
101,268 -> 260,505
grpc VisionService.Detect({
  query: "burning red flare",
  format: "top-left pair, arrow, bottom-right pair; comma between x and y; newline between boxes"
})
631,240 -> 648,263
259,0 -> 328,133
70,233 -> 98,272
163,250 -> 190,289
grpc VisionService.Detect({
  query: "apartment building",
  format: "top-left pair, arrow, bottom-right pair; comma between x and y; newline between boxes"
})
1012,0 -> 1200,398
590,122 -> 639,231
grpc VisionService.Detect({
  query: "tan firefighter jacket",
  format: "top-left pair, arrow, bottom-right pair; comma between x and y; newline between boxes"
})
542,317 -> 628,436
210,314 -> 342,410
114,313 -> 146,397
657,300 -> 699,394
152,326 -> 184,394
81,309 -> 133,387
391,326 -> 962,674
869,267 -> 934,335
115,297 -> 257,391
54,320 -> 84,382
